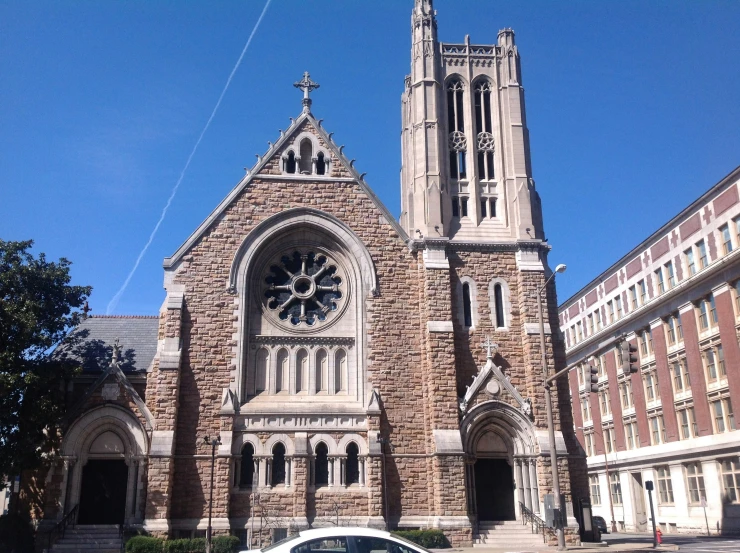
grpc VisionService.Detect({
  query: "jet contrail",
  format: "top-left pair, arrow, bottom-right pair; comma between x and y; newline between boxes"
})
106,0 -> 273,314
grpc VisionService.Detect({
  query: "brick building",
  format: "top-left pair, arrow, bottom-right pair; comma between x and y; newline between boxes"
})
38,1 -> 586,547
560,166 -> 740,535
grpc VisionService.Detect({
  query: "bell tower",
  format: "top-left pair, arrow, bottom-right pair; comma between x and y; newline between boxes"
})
400,1 -> 545,243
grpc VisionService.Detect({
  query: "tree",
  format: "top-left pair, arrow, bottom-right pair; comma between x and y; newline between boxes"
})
0,239 -> 91,481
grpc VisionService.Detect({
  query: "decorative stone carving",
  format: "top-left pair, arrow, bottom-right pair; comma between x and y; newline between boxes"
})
101,383 -> 120,401
448,131 -> 467,152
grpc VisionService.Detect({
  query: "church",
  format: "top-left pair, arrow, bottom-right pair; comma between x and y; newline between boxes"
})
38,1 -> 587,547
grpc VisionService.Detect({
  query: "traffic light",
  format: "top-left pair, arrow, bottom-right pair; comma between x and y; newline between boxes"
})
622,343 -> 639,375
588,362 -> 599,393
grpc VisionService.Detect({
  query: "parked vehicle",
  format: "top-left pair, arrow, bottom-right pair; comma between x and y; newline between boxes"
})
592,516 -> 608,534
241,527 -> 431,553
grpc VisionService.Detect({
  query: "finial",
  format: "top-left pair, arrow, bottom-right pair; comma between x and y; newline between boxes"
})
82,300 -> 91,319
112,338 -> 122,365
293,71 -> 320,114
482,336 -> 498,359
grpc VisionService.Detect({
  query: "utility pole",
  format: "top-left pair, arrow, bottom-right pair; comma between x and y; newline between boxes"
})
537,263 -> 567,550
204,435 -> 222,553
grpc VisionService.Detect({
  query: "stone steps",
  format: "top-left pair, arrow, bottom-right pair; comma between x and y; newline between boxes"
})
50,525 -> 122,553
474,520 -> 547,548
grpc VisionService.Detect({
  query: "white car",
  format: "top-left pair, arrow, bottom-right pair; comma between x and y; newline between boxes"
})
240,527 -> 432,553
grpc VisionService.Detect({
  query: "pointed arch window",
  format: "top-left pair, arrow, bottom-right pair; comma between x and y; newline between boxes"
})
494,284 -> 505,328
475,79 -> 495,181
276,348 -> 289,393
271,443 -> 286,486
345,442 -> 360,485
314,442 -> 329,486
462,283 -> 473,327
299,139 -> 313,174
489,279 -> 511,330
255,348 -> 268,394
240,443 -> 255,489
285,151 -> 297,174
316,152 -> 326,175
335,349 -> 347,394
447,78 -> 467,180
296,348 -> 308,393
316,348 -> 328,394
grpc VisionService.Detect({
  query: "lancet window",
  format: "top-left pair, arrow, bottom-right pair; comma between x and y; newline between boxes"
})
474,79 -> 495,181
447,78 -> 467,180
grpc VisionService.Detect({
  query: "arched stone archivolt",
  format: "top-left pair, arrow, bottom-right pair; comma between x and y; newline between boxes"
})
60,405 -> 148,523
461,400 -> 541,518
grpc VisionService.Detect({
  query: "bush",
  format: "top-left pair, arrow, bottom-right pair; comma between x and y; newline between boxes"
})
126,535 -> 164,553
393,530 -> 451,549
213,535 -> 241,553
0,514 -> 35,553
163,538 -> 206,553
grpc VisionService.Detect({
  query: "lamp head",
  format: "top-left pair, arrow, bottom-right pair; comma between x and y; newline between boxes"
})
555,264 -> 567,274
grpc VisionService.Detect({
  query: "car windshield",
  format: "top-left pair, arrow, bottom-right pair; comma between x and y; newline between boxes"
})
388,535 -> 432,553
262,534 -> 302,552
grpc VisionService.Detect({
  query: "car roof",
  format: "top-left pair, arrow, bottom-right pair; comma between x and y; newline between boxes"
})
297,528 -> 393,539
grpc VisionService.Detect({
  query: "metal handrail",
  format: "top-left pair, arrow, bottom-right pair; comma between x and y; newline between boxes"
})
47,504 -> 78,549
518,501 -> 547,543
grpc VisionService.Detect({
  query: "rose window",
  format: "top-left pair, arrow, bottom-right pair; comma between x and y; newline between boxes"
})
263,251 -> 344,327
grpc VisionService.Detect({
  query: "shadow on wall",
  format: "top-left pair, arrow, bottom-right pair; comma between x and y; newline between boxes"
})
721,494 -> 740,536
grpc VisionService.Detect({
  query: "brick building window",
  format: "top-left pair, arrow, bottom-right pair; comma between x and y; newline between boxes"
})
645,372 -> 658,402
698,295 -> 717,330
697,239 -> 709,269
620,380 -> 634,409
615,295 -> 623,319
685,463 -> 705,504
720,457 -> 740,503
587,314 -> 594,335
665,261 -> 676,289
603,427 -> 615,453
712,398 -> 736,433
656,466 -> 674,504
584,432 -> 595,457
666,314 -> 682,345
629,285 -> 639,310
582,397 -> 592,422
625,421 -> 639,450
595,309 -> 602,330
677,407 -> 697,439
599,390 -> 611,416
610,473 -> 622,505
721,224 -> 733,255
640,329 -> 652,356
638,279 -> 648,304
597,355 -> 606,377
685,247 -> 696,276
589,475 -> 601,505
608,301 -> 615,323
672,360 -> 690,393
650,414 -> 666,445
734,280 -> 740,315
314,442 -> 329,486
655,268 -> 665,295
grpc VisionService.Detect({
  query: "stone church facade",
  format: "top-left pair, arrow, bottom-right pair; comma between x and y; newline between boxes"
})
38,1 -> 587,546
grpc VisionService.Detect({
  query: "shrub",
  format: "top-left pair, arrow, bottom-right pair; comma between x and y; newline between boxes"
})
393,529 -> 451,549
213,535 -> 241,553
0,514 -> 35,553
126,535 -> 165,553
163,538 -> 206,552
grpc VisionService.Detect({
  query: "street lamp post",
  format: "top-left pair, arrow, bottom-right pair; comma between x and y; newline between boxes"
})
204,435 -> 222,553
537,263 -> 567,551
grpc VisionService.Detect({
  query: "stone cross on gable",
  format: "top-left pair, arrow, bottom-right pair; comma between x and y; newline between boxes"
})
294,71 -> 320,113
112,338 -> 122,366
482,336 -> 498,359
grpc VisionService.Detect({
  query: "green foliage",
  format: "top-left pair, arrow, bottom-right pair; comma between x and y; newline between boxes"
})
0,239 -> 91,479
163,538 -> 206,553
126,535 -> 165,553
0,514 -> 35,553
213,535 -> 241,553
393,530 -> 451,549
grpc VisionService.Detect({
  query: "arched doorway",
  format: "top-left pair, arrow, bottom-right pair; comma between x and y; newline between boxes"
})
60,405 -> 148,525
77,432 -> 129,524
461,400 -> 541,523
474,431 -> 515,521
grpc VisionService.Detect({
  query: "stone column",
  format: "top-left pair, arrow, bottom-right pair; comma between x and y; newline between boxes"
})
515,459 -> 526,508
529,460 -> 540,513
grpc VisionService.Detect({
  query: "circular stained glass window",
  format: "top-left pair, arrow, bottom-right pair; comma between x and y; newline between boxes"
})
262,250 -> 345,327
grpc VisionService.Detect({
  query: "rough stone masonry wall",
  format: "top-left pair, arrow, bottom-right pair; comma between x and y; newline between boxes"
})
165,125 -> 433,528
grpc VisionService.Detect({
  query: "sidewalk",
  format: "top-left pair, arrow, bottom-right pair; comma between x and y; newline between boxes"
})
433,543 -> 679,553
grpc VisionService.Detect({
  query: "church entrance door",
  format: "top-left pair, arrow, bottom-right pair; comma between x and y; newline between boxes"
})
475,458 -> 515,521
78,460 -> 128,525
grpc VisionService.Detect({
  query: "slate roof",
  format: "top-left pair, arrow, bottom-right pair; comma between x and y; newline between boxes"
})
58,315 -> 159,373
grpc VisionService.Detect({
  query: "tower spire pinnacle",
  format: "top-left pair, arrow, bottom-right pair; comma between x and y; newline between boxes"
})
294,71 -> 320,114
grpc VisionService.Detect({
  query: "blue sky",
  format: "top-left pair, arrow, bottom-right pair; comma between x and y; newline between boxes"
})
2,0 -> 739,315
